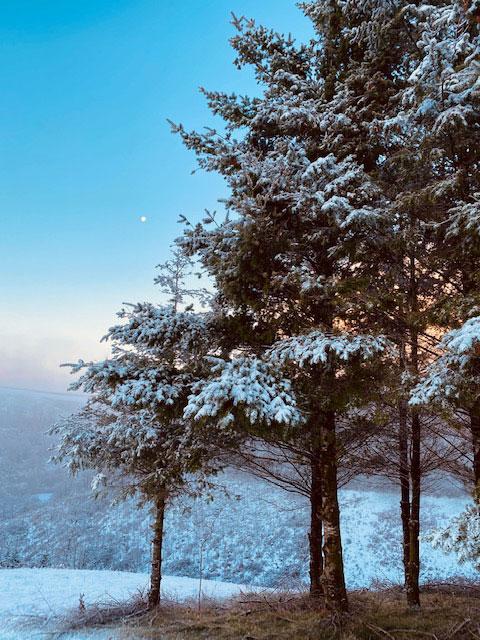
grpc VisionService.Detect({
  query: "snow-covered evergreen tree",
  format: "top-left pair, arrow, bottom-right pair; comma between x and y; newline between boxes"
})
387,1 -> 480,595
172,24 -> 393,614
169,0 -> 480,608
51,255 -> 224,608
170,0 -> 429,610
312,0 -> 480,607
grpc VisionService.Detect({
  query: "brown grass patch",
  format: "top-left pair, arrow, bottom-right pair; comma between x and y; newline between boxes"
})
115,586 -> 480,640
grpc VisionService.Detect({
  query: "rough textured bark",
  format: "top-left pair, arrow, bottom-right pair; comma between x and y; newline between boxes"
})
309,452 -> 323,598
148,491 -> 166,609
398,398 -> 411,587
320,411 -> 348,612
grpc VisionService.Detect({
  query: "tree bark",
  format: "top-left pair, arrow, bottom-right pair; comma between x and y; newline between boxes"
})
148,491 -> 166,609
309,452 -> 323,598
320,411 -> 348,612
406,412 -> 421,608
398,398 -> 411,588
405,246 -> 421,609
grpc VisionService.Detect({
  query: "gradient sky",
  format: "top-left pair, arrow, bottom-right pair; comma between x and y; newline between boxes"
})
0,0 -> 313,392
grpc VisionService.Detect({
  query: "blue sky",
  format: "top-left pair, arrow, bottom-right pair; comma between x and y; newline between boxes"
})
0,0 -> 313,391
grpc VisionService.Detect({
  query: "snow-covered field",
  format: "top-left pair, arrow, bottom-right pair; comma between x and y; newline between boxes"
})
0,568 -> 261,639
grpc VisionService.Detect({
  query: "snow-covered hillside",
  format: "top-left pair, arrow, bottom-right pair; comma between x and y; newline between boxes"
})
0,568 -> 261,639
0,387 -> 478,592
1,470 -> 476,589
0,386 -> 85,514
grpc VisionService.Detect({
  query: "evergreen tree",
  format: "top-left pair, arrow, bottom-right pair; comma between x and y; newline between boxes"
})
51,255 -> 222,608
386,0 -> 480,603
301,0 -> 479,607
171,0 -> 480,609
171,1 -> 405,610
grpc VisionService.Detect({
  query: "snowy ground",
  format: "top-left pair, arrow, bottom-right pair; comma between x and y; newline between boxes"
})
0,568 -> 263,639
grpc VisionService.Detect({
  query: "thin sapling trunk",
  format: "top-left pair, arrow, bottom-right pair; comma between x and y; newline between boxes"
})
148,491 -> 166,609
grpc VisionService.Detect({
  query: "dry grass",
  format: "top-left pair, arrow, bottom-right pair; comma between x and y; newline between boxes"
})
51,583 -> 480,640
116,587 -> 480,640
47,588 -> 149,637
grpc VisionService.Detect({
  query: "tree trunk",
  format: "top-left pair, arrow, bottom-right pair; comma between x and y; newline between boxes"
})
320,411 -> 348,612
398,399 -> 411,588
406,412 -> 421,608
309,452 -> 323,598
148,491 -> 166,609
405,246 -> 421,609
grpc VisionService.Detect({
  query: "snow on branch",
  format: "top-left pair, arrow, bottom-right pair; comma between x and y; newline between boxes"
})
184,356 -> 303,429
442,317 -> 480,355
267,331 -> 393,368
445,194 -> 480,245
104,303 -> 208,359
427,503 -> 480,569
410,316 -> 480,407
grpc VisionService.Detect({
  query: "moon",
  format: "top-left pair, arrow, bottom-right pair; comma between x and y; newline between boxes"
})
140,216 -> 147,223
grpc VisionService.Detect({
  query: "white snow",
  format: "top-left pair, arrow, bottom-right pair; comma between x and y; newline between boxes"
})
410,315 -> 480,407
185,356 -> 302,427
268,331 -> 391,367
0,568 -> 263,639
338,489 -> 475,587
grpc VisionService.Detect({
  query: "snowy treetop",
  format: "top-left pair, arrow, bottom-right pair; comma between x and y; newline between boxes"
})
402,1 -> 480,137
